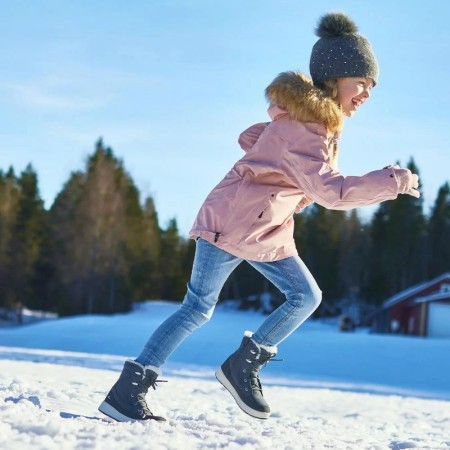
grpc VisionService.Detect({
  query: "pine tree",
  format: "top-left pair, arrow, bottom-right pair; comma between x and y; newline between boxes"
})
0,166 -> 47,310
337,209 -> 368,300
49,139 -> 151,314
159,218 -> 188,300
0,168 -> 20,308
364,158 -> 426,303
428,182 -> 450,277
49,172 -> 86,314
128,196 -> 162,301
295,204 -> 347,310
15,165 -> 48,310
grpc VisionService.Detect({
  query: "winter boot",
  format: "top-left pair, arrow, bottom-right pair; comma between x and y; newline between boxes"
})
98,359 -> 166,422
215,331 -> 277,419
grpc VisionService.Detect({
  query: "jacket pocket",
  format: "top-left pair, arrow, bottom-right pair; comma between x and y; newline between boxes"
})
237,195 -> 275,245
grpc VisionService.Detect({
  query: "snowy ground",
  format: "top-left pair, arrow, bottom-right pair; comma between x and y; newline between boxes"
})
0,301 -> 449,449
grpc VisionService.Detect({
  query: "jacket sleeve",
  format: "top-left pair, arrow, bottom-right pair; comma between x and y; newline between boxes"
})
238,123 -> 268,153
288,132 -> 399,211
295,196 -> 314,213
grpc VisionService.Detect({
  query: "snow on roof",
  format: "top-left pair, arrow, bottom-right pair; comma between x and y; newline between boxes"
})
414,291 -> 450,304
382,272 -> 450,309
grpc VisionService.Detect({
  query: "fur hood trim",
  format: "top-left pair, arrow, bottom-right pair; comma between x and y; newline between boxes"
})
265,71 -> 343,134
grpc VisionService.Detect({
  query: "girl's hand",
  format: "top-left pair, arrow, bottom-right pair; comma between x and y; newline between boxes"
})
390,167 -> 420,198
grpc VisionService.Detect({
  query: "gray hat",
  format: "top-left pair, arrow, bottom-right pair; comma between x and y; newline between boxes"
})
309,12 -> 379,86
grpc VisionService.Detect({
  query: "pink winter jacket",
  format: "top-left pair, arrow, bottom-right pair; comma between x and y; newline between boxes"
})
189,72 -> 400,262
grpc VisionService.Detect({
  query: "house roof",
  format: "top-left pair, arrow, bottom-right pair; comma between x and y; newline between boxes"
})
382,272 -> 450,309
413,291 -> 450,304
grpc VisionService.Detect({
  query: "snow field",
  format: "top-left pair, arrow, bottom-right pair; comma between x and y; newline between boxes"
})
0,302 -> 449,449
0,359 -> 449,450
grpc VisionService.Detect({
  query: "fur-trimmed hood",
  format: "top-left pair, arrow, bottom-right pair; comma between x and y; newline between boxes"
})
265,71 -> 343,134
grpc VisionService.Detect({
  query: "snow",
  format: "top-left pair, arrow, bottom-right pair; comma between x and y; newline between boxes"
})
0,301 -> 449,449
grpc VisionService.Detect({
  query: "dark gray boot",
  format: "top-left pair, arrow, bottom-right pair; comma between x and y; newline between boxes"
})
215,331 -> 277,419
98,359 -> 166,422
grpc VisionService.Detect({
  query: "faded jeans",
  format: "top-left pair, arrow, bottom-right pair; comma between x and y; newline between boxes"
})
136,238 -> 322,367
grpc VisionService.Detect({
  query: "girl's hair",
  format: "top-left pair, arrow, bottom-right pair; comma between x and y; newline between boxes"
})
318,78 -> 339,103
317,78 -> 340,169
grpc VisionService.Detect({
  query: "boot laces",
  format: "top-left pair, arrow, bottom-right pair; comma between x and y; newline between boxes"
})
244,351 -> 282,393
131,376 -> 167,417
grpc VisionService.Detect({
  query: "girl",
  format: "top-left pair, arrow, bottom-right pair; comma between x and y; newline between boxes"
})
99,12 -> 419,422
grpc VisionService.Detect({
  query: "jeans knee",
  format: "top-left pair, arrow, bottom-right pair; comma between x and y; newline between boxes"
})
309,288 -> 322,312
180,303 -> 213,328
288,287 -> 322,314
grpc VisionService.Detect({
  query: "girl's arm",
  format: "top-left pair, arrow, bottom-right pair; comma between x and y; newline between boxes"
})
288,133 -> 419,211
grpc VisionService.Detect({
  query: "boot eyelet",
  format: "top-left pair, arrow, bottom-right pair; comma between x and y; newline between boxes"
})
244,379 -> 247,382
245,388 -> 249,391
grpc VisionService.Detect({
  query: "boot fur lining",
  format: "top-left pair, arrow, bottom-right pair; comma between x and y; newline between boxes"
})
127,359 -> 162,377
244,331 -> 278,354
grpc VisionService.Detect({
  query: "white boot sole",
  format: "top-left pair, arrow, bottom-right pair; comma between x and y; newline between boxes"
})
98,401 -> 137,422
215,367 -> 270,419
98,401 -> 166,423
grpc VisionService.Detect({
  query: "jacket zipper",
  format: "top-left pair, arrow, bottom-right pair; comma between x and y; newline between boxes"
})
258,194 -> 274,219
214,232 -> 221,243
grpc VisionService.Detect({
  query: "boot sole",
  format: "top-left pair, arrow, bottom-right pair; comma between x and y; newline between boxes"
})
98,401 -> 166,422
215,367 -> 270,419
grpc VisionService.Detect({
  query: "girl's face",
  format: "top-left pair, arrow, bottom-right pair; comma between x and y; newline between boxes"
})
337,77 -> 373,117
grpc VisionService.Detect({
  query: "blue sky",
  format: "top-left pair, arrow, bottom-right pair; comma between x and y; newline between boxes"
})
1,0 -> 449,236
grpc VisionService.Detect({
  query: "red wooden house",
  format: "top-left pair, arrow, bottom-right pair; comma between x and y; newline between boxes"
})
371,273 -> 450,338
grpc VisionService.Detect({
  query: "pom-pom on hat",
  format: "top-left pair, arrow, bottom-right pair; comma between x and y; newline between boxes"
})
309,12 -> 379,86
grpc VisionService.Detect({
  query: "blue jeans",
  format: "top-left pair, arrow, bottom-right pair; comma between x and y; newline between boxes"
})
136,239 -> 322,367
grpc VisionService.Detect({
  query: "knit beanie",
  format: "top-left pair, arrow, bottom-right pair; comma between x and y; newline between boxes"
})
309,12 -> 379,86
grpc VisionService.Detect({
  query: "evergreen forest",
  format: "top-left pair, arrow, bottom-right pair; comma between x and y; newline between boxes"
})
1,140 -> 449,319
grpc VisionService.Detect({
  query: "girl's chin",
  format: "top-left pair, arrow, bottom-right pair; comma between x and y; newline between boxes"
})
341,103 -> 358,117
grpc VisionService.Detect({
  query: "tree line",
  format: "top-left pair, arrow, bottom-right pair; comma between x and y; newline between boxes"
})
1,140 -> 449,317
